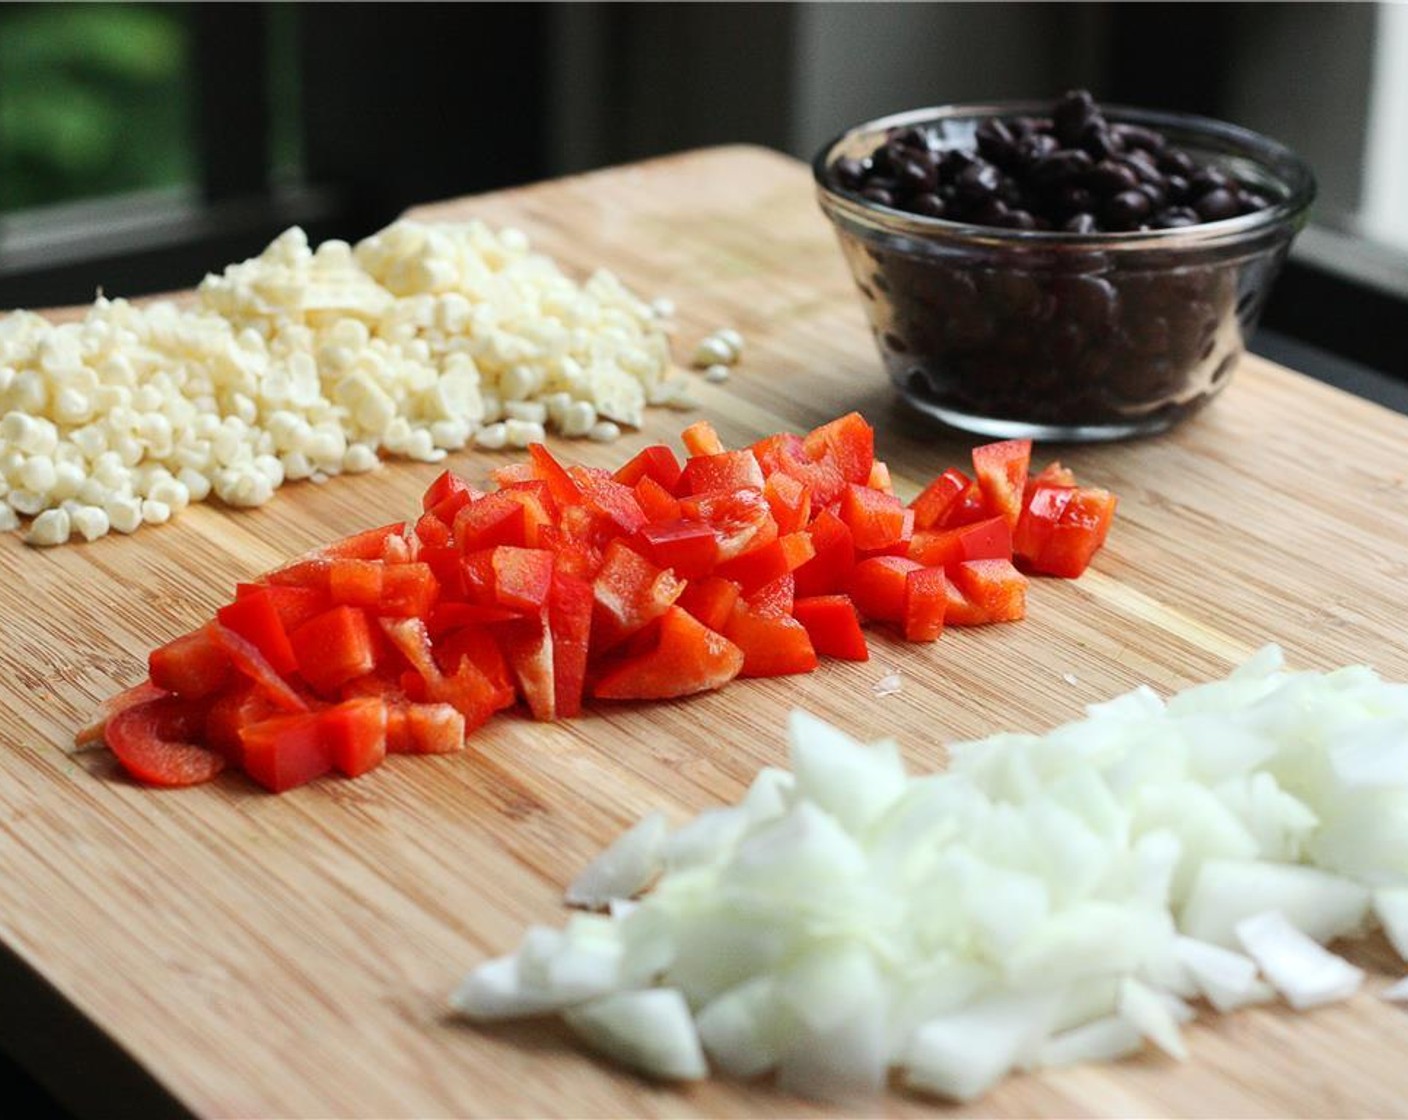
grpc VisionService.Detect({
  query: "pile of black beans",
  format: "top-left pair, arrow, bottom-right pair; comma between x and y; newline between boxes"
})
831,90 -> 1271,233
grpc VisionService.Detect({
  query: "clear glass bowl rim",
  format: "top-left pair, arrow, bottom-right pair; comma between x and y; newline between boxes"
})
813,100 -> 1317,250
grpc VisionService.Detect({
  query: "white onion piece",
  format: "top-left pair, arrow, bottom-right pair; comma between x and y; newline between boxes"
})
1379,975 -> 1408,1002
565,811 -> 668,910
904,991 -> 1062,1103
452,646 -> 1408,1103
1180,860 -> 1369,947
1117,976 -> 1188,1060
1235,911 -> 1365,1010
563,988 -> 707,1080
1373,887 -> 1408,959
1038,1014 -> 1143,1068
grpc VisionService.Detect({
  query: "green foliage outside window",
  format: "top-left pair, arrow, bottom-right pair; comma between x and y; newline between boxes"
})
0,3 -> 193,212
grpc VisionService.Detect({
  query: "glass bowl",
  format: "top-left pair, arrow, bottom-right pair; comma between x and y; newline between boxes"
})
814,102 -> 1316,441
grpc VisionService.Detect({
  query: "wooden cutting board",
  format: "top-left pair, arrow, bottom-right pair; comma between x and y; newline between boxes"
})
3,146 -> 1408,1119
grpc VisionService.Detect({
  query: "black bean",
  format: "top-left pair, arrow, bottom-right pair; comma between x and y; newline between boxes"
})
910,192 -> 945,218
897,157 -> 937,194
1240,191 -> 1271,214
1080,123 -> 1123,161
1063,211 -> 1097,233
976,119 -> 1018,167
1136,181 -> 1167,210
1104,189 -> 1152,229
1151,207 -> 1199,228
1164,174 -> 1190,203
1158,149 -> 1197,177
1032,148 -> 1093,187
1188,167 -> 1231,197
834,157 -> 866,189
939,148 -> 980,179
1193,188 -> 1239,221
1055,184 -> 1095,214
995,208 -> 1037,230
1053,89 -> 1097,145
1089,159 -> 1139,196
973,198 -> 1010,225
861,186 -> 896,207
1015,133 -> 1059,169
1112,123 -> 1166,154
956,161 -> 1002,201
889,126 -> 930,150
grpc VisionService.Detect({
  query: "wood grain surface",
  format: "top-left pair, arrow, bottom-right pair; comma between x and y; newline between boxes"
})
3,146 -> 1408,1119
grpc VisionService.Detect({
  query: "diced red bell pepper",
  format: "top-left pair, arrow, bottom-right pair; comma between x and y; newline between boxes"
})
379,563 -> 439,618
570,468 -> 648,536
105,696 -> 225,788
633,475 -> 682,523
489,547 -> 555,613
527,443 -> 583,506
592,539 -> 685,649
203,682 -> 279,764
910,467 -> 973,531
500,612 -> 556,721
793,595 -> 869,661
635,518 -> 719,579
676,575 -> 742,633
841,484 -> 914,553
386,702 -> 466,754
235,582 -> 331,632
746,573 -> 795,619
239,710 -> 337,792
680,449 -> 766,496
724,597 -> 818,678
849,555 -> 923,623
972,439 -> 1032,529
680,489 -> 777,561
424,601 -> 521,637
216,587 -> 298,676
329,559 -> 383,609
867,461 -> 894,494
803,412 -> 875,486
715,532 -> 815,594
289,605 -> 377,696
1012,484 -> 1077,568
210,623 -> 310,713
497,481 -> 557,548
613,444 -> 683,493
319,522 -> 405,561
908,516 -> 1013,570
549,571 -> 593,719
434,628 -> 515,707
903,567 -> 948,642
322,697 -> 389,777
752,431 -> 847,507
793,508 -> 856,597
763,472 -> 811,535
491,462 -> 536,488
148,623 -> 232,699
379,616 -> 504,730
75,680 -> 168,747
949,559 -> 1028,623
1024,461 -> 1077,500
414,511 -> 454,549
422,469 -> 480,522
681,420 -> 726,457
454,492 -> 528,551
594,606 -> 744,700
1029,488 -> 1117,578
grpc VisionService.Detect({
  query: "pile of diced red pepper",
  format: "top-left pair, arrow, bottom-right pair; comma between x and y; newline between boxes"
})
90,413 -> 1115,792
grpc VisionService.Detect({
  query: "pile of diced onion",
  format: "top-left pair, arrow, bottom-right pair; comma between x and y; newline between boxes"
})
0,220 -> 682,545
452,646 -> 1408,1102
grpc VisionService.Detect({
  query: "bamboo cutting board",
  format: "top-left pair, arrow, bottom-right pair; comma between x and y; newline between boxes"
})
3,146 -> 1408,1119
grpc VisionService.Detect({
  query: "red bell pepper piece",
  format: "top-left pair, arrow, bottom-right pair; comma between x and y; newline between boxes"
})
752,431 -> 847,507
329,559 -> 384,609
148,623 -> 232,699
724,596 -> 818,679
949,559 -> 1028,623
386,702 -> 466,754
908,516 -> 1013,570
681,420 -> 725,457
676,575 -> 742,633
972,439 -> 1032,529
910,467 -> 973,531
549,571 -> 594,718
793,509 -> 855,598
489,547 -> 555,613
454,492 -> 528,551
592,539 -> 685,649
613,444 -> 684,493
209,623 -> 309,713
105,696 -> 225,788
803,412 -> 875,486
216,586 -> 299,676
793,595 -> 869,661
1012,485 -> 1077,569
680,489 -> 776,561
903,567 -> 948,641
239,710 -> 338,792
289,606 -> 377,697
594,606 -> 744,700
849,555 -> 923,623
1029,488 -> 1117,578
680,449 -> 766,496
633,475 -> 682,523
841,484 -> 914,553
763,472 -> 811,535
